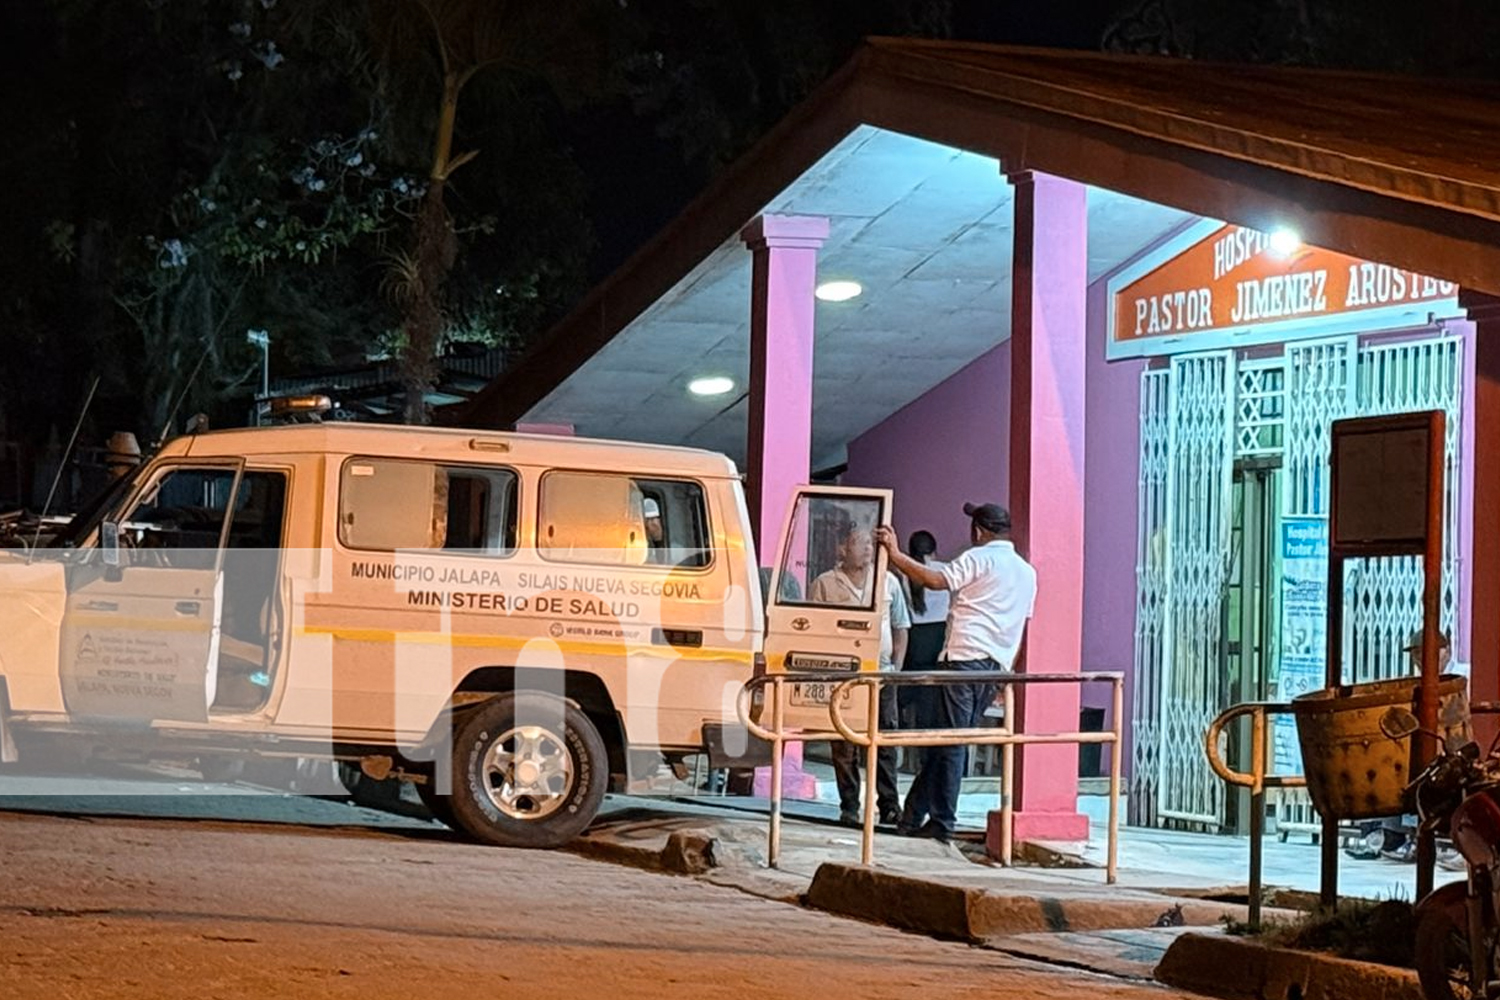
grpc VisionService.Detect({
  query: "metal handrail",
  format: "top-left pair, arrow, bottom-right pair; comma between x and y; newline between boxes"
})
1203,701 -> 1306,928
735,669 -> 1125,881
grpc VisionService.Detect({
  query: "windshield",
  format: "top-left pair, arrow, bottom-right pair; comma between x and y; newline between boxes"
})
46,462 -> 148,549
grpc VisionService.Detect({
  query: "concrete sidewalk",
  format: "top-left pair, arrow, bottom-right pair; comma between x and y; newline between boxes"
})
575,781 -> 1455,987
646,758 -> 1456,902
572,794 -> 1264,982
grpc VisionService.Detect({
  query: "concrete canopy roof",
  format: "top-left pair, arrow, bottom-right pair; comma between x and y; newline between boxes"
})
462,39 -> 1500,464
513,128 -> 1189,469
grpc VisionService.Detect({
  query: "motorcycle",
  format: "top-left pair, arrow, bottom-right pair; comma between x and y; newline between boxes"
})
1385,706 -> 1500,1000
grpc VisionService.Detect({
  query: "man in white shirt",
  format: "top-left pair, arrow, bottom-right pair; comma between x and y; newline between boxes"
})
829,569 -> 910,826
876,502 -> 1037,842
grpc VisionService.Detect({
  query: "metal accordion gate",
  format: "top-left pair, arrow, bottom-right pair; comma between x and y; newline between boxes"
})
1129,332 -> 1463,830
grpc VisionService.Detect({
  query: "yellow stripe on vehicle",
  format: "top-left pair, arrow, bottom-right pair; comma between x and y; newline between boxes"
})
293,625 -> 753,664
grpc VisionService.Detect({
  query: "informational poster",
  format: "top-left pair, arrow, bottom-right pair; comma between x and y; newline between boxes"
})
1274,516 -> 1329,773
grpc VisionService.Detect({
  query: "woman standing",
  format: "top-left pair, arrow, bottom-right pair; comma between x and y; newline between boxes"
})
903,530 -> 949,671
900,530 -> 949,729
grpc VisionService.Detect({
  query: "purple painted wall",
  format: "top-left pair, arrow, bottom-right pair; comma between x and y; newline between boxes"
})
1081,279 -> 1148,728
844,343 -> 1012,559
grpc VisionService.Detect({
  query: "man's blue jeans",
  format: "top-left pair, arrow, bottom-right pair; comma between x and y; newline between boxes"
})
900,657 -> 1000,835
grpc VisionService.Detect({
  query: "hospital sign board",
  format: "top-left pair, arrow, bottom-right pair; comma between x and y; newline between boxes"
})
1106,219 -> 1459,360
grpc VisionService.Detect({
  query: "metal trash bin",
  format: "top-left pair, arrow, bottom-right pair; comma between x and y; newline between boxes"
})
1291,674 -> 1470,820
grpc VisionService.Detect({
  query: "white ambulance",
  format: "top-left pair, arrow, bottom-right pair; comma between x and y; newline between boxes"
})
0,419 -> 890,848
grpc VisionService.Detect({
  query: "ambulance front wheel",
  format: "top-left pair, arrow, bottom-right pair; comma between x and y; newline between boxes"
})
448,691 -> 608,849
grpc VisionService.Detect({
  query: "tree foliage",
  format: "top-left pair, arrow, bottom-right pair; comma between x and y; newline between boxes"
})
0,0 -> 608,448
362,0 -> 632,423
1103,0 -> 1500,78
0,0 -> 958,452
3,0 -> 417,443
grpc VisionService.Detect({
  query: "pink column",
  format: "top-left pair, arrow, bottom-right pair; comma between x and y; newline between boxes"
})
742,213 -> 828,802
741,214 -> 828,563
999,171 -> 1091,846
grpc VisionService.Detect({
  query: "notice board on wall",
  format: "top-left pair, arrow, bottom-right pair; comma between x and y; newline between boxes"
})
1330,414 -> 1441,553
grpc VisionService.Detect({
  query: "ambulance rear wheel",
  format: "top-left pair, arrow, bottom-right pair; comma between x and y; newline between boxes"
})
449,692 -> 607,849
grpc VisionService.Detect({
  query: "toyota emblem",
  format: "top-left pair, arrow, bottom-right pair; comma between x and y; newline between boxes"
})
791,617 -> 811,632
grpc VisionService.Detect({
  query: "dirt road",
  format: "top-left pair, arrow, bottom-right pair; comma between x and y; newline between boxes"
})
0,807 -> 1198,999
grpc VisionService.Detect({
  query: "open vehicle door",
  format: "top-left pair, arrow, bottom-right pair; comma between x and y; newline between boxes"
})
59,461 -> 244,723
763,487 -> 892,732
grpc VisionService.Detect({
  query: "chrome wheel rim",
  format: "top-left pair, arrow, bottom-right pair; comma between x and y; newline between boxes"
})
481,725 -> 574,820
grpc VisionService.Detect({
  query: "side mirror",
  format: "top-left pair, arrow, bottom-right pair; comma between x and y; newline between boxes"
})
1380,706 -> 1421,740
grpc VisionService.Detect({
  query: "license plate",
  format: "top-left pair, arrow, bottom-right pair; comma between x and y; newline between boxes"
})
790,681 -> 844,707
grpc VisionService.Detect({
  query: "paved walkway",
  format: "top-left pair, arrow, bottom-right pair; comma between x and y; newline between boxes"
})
647,759 -> 1456,903
611,757 -> 1457,984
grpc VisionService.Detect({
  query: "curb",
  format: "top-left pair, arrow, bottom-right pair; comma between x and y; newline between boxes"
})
1155,931 -> 1423,1000
569,829 -> 719,875
804,863 -> 1246,942
805,863 -> 978,940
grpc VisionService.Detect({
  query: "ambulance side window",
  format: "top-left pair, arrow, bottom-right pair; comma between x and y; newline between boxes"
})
635,477 -> 711,569
443,468 -> 518,555
538,472 -> 710,568
340,459 -> 517,555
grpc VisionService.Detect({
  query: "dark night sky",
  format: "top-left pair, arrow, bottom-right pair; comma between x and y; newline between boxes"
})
575,0 -> 1120,282
953,0 -> 1119,48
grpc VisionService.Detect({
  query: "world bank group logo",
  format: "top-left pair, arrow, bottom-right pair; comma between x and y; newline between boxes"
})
549,623 -> 565,639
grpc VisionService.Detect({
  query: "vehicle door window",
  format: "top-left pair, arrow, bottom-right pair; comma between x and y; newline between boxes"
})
216,470 -> 290,711
118,466 -> 239,570
773,496 -> 882,611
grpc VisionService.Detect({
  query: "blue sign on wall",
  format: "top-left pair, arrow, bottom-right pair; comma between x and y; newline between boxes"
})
1275,516 -> 1328,774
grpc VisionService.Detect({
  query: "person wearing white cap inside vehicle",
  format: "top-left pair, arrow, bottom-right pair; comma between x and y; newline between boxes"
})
642,496 -> 666,561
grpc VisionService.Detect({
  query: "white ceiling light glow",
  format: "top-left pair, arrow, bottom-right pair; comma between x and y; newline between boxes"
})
1268,227 -> 1301,257
688,376 -> 735,397
814,280 -> 863,302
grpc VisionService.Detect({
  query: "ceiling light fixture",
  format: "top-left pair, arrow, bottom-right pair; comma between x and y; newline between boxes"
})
688,376 -> 735,397
1268,227 -> 1301,257
814,280 -> 863,302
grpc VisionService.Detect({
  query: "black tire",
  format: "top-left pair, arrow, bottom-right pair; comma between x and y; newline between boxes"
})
447,692 -> 607,849
1416,891 -> 1476,1000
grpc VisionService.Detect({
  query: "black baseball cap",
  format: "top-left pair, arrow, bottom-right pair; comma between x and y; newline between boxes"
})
963,502 -> 1011,534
